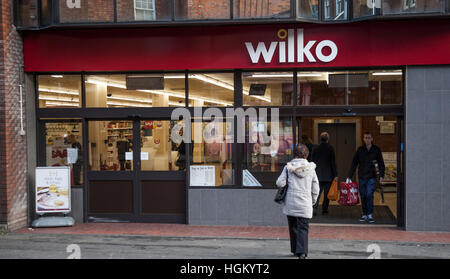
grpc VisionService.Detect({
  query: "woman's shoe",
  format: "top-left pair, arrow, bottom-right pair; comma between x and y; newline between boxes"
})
297,254 -> 307,259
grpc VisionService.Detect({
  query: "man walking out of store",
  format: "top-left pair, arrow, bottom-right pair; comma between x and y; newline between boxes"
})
311,132 -> 338,216
347,131 -> 385,224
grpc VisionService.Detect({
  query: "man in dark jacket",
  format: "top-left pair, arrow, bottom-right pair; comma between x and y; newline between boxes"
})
301,135 -> 315,162
347,131 -> 385,224
311,132 -> 338,216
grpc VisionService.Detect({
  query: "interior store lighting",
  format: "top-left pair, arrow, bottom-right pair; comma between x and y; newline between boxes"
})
45,101 -> 79,107
249,73 -> 322,78
86,77 -> 233,106
372,72 -> 403,76
39,96 -> 79,103
39,88 -> 80,95
107,96 -> 152,104
166,74 -> 270,103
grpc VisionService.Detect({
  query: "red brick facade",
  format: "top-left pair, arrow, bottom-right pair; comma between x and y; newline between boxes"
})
57,0 -> 291,22
0,0 -> 28,231
59,0 -> 114,23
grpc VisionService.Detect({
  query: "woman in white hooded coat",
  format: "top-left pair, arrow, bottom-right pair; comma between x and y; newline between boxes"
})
276,144 -> 320,259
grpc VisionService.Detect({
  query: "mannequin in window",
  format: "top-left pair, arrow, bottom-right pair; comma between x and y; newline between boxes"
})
68,134 -> 83,185
117,132 -> 130,171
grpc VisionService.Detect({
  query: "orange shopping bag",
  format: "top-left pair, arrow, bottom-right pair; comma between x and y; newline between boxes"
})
327,180 -> 339,201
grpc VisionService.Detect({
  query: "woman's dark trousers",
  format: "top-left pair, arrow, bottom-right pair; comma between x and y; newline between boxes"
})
287,216 -> 310,256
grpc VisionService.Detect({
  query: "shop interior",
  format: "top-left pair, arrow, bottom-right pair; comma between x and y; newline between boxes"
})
299,116 -> 399,225
39,69 -> 402,224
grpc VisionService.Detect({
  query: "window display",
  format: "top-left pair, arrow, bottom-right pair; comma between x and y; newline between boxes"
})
89,121 -> 133,171
189,119 -> 233,186
45,122 -> 83,186
244,117 -> 293,187
140,120 -> 184,171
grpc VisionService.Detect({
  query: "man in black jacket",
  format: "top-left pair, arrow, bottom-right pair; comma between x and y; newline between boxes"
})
347,131 -> 385,224
311,132 -> 338,216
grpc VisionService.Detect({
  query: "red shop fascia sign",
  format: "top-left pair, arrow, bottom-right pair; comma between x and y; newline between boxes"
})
23,19 -> 450,72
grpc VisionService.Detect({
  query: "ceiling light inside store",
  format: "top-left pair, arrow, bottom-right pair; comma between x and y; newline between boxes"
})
39,96 -> 79,103
106,101 -> 148,107
51,75 -> 64,78
372,72 -> 403,76
39,88 -> 80,95
166,74 -> 270,103
298,73 -> 322,77
86,77 -> 233,106
45,101 -> 79,107
107,96 -> 152,104
250,74 -> 292,78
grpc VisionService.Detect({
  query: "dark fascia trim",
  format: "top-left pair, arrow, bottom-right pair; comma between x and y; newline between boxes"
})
15,13 -> 450,31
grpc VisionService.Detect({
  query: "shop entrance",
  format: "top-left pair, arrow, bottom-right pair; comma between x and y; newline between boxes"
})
86,119 -> 186,223
299,116 -> 402,225
317,121 -> 357,181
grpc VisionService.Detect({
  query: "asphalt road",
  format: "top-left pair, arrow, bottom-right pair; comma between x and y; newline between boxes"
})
0,233 -> 449,259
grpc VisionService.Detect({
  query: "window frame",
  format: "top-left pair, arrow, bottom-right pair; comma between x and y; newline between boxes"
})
134,0 -> 156,21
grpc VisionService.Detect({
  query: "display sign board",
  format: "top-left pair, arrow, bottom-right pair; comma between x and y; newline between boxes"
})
66,148 -> 78,164
382,152 -> 397,183
35,167 -> 71,214
380,121 -> 396,134
190,165 -> 215,186
243,170 -> 262,187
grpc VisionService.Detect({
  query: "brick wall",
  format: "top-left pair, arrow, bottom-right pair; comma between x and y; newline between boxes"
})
0,0 -> 28,231
56,0 -> 292,22
59,0 -> 114,23
234,0 -> 291,18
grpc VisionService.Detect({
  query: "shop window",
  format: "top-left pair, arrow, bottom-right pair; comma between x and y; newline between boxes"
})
242,72 -> 293,106
188,73 -> 234,107
45,121 -> 83,186
38,75 -> 82,108
117,0 -> 171,21
175,0 -> 231,20
15,0 -> 38,27
323,0 -> 348,21
297,70 -> 402,106
58,0 -> 114,23
40,0 -> 53,26
189,119 -> 234,187
243,117 -> 293,188
89,121 -> 134,171
233,0 -> 291,19
382,0 -> 445,14
297,0 -> 319,20
348,70 -> 402,105
140,120 -> 186,171
352,0 -> 380,18
297,71 -> 345,105
85,74 -> 186,108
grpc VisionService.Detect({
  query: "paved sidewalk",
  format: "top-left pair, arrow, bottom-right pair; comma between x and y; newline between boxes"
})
14,223 -> 450,244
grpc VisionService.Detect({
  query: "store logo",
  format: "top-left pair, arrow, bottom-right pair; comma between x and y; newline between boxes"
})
66,0 -> 81,8
245,28 -> 338,64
